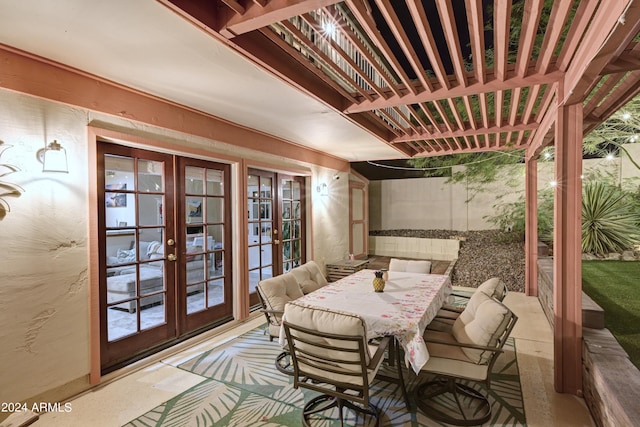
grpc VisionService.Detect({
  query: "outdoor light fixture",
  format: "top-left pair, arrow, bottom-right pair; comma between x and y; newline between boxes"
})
321,20 -> 336,37
37,140 -> 69,173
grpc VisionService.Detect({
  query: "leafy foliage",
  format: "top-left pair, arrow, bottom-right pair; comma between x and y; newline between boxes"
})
582,181 -> 640,254
487,178 -> 640,254
486,188 -> 554,244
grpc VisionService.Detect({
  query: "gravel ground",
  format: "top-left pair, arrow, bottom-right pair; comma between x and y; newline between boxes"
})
370,229 -> 526,292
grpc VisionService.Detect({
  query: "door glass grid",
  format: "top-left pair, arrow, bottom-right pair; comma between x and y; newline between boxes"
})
248,174 -> 274,293
282,179 -> 302,272
104,155 -> 167,342
184,167 -> 226,314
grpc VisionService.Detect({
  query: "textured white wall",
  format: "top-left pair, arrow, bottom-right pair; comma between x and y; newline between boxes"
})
0,89 -> 346,405
0,92 -> 90,403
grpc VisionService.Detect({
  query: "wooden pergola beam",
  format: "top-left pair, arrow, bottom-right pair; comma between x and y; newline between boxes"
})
536,1 -> 573,74
465,0 -> 486,83
435,0 -> 468,87
218,0 -> 341,37
345,0 -> 419,96
375,0 -> 432,92
410,143 -> 525,158
564,1 -> 640,105
346,70 -> 563,113
406,0 -> 450,90
494,0 -> 512,82
393,122 -> 538,143
516,0 -> 545,77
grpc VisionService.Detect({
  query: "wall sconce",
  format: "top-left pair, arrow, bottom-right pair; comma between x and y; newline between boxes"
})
37,140 -> 68,173
316,182 -> 329,196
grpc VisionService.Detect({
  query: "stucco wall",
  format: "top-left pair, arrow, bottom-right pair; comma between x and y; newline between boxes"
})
369,150 -> 639,232
0,89 -> 348,405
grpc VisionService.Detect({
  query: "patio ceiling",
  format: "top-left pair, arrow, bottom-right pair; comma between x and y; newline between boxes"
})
161,0 -> 640,159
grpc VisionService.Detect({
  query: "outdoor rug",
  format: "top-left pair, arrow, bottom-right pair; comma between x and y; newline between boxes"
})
124,323 -> 525,426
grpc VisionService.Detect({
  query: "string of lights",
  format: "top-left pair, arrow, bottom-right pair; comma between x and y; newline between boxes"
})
366,150 -> 524,172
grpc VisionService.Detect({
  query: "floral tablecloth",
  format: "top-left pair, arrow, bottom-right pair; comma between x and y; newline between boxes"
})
281,268 -> 452,374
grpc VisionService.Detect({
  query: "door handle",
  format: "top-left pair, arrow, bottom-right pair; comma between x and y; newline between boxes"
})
274,239 -> 280,245
167,254 -> 177,261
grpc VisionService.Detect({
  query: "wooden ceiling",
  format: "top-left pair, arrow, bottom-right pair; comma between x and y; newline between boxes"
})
160,0 -> 640,159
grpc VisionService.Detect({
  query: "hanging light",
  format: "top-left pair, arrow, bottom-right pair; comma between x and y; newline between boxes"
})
37,140 -> 69,173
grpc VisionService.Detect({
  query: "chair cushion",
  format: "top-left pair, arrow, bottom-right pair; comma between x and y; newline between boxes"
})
452,293 -> 509,364
284,301 -> 383,386
388,258 -> 432,274
290,260 -> 328,294
285,302 -> 370,360
258,273 -> 304,325
423,330 -> 490,381
476,277 -> 507,301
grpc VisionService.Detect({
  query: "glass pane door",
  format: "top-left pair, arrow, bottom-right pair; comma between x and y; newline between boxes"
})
247,170 -> 275,307
178,158 -> 232,333
100,144 -> 176,371
280,176 -> 304,272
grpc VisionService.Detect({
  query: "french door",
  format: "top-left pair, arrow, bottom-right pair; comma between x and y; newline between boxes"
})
98,143 -> 232,372
247,169 -> 305,307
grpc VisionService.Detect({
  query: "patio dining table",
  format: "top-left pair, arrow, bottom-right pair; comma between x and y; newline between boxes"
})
280,268 -> 452,374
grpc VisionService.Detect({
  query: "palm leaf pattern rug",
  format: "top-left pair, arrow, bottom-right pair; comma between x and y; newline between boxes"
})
124,323 -> 525,427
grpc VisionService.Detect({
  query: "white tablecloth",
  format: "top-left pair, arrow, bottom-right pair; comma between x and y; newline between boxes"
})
280,268 -> 452,374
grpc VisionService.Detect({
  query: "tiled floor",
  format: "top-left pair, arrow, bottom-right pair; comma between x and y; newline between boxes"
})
23,290 -> 596,427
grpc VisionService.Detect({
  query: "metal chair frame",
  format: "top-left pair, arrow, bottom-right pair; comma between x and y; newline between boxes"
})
283,319 -> 392,426
417,301 -> 518,426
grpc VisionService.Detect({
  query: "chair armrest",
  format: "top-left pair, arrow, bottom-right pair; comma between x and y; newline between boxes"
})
440,304 -> 464,313
450,291 -> 473,300
424,337 -> 505,354
368,336 -> 392,369
260,308 -> 284,326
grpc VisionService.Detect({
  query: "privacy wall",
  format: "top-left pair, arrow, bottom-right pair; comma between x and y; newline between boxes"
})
369,145 -> 640,232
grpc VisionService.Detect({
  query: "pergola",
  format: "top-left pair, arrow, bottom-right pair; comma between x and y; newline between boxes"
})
160,0 -> 640,395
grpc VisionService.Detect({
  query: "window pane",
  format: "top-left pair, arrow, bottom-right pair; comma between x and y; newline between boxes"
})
292,181 -> 301,199
185,167 -> 204,194
138,160 -> 163,192
105,155 -> 135,190
187,283 -> 205,314
140,295 -> 165,330
260,177 -> 272,198
107,307 -> 137,341
207,224 -> 223,250
281,179 -> 291,199
206,169 -> 224,196
138,194 -> 163,226
186,197 -> 204,224
206,197 -> 223,223
207,279 -> 224,307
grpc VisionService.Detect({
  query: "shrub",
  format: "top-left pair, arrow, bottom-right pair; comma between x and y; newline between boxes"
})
582,181 -> 640,254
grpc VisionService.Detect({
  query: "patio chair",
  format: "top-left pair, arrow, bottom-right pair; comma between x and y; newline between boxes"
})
282,301 -> 393,426
388,258 -> 432,274
416,293 -> 518,425
289,260 -> 329,294
437,277 -> 508,322
256,272 -> 304,375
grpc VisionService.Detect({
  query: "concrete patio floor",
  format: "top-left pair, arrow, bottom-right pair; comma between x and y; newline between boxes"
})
22,289 -> 595,427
